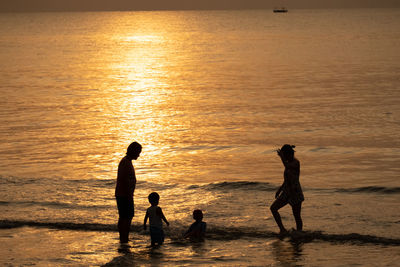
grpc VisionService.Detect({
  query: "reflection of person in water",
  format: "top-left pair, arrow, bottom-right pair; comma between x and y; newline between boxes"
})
115,142 -> 142,244
270,239 -> 303,265
270,144 -> 304,235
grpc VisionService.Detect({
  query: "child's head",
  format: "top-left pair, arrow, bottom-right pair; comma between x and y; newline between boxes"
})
148,192 -> 160,206
280,144 -> 295,161
193,209 -> 203,221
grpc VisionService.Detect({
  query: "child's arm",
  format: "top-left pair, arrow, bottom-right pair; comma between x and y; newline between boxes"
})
184,222 -> 206,239
157,207 -> 169,226
184,231 -> 193,238
143,211 -> 149,230
202,222 -> 207,235
184,223 -> 194,238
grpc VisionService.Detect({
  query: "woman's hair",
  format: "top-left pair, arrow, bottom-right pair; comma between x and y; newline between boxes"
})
127,141 -> 142,157
281,144 -> 296,158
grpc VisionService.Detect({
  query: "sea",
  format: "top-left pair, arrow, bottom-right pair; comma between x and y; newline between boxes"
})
0,8 -> 400,266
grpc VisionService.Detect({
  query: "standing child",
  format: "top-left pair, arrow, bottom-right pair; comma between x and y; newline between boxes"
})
144,192 -> 169,246
184,209 -> 206,239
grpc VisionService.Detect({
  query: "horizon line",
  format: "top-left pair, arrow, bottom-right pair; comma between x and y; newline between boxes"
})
1,6 -> 400,13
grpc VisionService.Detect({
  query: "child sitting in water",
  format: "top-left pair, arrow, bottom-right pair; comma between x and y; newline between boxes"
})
144,192 -> 169,246
184,209 -> 206,239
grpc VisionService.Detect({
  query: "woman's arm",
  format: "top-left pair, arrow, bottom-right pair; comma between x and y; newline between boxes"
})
275,184 -> 283,199
277,149 -> 290,168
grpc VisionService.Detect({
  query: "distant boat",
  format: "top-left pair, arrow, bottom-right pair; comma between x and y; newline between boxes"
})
273,7 -> 288,13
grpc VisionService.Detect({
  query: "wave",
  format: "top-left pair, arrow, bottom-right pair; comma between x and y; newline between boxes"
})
0,200 -> 111,210
2,175 -> 399,195
1,219 -> 399,246
203,182 -> 400,195
194,182 -> 400,195
0,175 -> 178,190
0,175 -> 115,186
0,219 -> 116,232
191,181 -> 276,191
335,186 -> 400,194
203,227 -> 400,246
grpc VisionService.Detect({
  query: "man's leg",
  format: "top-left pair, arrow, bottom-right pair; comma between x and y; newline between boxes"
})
118,217 -> 132,243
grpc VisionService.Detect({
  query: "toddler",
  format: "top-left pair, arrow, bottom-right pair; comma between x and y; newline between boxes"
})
144,192 -> 169,246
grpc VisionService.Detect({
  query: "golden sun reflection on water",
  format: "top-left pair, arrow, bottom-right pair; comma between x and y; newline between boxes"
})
124,35 -> 164,43
92,12 -> 294,185
103,16 -> 197,183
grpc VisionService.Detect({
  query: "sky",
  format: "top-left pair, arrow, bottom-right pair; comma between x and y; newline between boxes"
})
1,0 -> 400,12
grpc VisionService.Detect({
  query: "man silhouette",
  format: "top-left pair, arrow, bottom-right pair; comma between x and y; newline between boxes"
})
115,142 -> 142,243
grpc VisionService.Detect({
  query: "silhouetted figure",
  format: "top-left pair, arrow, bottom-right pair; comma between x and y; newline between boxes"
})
270,144 -> 304,235
115,142 -> 142,244
184,209 -> 207,240
144,192 -> 169,246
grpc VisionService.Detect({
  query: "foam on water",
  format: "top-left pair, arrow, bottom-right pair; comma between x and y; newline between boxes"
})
1,219 -> 399,246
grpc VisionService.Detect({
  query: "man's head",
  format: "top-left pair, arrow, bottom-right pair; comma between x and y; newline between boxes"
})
127,142 -> 142,160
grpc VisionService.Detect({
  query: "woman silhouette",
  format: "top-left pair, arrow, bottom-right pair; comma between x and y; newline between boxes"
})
270,144 -> 304,234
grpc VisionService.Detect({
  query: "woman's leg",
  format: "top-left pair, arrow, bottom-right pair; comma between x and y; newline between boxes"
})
291,202 -> 303,231
270,198 -> 288,233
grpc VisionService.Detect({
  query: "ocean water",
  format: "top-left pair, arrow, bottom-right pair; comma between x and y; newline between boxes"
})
1,8 -> 400,266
